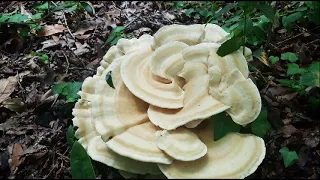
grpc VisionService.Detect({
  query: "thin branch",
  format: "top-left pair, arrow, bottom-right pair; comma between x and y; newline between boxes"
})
51,1 -> 75,39
62,51 -> 70,74
68,67 -> 96,72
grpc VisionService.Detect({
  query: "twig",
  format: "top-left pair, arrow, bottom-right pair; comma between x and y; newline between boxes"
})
68,67 -> 96,72
275,26 -> 320,46
305,39 -> 320,46
125,13 -> 142,28
16,72 -> 26,102
51,1 -> 75,39
0,71 -> 17,75
62,52 -> 70,74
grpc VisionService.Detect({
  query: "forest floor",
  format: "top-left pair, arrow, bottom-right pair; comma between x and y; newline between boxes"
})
0,1 -> 319,179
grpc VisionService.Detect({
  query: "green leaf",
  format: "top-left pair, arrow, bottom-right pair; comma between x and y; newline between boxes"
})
287,63 -> 307,76
239,1 -> 258,14
307,62 -> 320,72
18,27 -> 30,37
0,15 -> 10,22
106,71 -> 115,89
7,14 -> 29,23
214,3 -> 236,18
282,12 -> 303,28
113,26 -> 125,33
70,141 -> 96,179
40,54 -> 49,64
279,147 -> 299,168
52,82 -> 83,103
250,107 -> 272,138
29,24 -> 43,31
210,112 -> 241,141
105,33 -> 116,45
80,1 -> 95,16
257,3 -> 275,21
281,52 -> 298,62
31,13 -> 43,20
111,36 -> 121,46
299,72 -> 320,87
217,35 -> 243,57
35,2 -> 49,11
185,8 -> 195,16
269,56 -> 279,64
67,125 -> 76,148
66,5 -> 78,13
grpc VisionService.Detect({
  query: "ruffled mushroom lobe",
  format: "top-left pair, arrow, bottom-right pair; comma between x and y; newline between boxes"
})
106,121 -> 173,164
156,127 -> 207,161
158,121 -> 266,179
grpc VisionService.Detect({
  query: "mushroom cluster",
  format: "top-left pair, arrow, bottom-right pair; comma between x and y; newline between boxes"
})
72,24 -> 266,179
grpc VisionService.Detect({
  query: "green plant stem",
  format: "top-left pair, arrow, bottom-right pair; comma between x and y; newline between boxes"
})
243,13 -> 247,55
264,1 -> 278,50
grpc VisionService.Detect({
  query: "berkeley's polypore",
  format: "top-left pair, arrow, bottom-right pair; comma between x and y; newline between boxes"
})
72,23 -> 265,179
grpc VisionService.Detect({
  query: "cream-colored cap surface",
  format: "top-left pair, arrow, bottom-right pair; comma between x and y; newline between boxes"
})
158,121 -> 266,179
106,122 -> 173,164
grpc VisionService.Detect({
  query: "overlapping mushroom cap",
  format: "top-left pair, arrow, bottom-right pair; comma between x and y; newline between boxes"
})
72,23 -> 265,179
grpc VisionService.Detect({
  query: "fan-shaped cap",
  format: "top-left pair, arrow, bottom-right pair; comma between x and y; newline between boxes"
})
210,69 -> 262,125
202,24 -> 229,43
96,46 -> 124,76
242,46 -> 253,62
117,34 -> 154,54
121,49 -> 185,109
156,127 -> 207,161
152,24 -> 205,49
177,45 -> 209,82
106,121 -> 173,164
148,75 -> 229,130
151,41 -> 188,82
72,99 -> 99,149
77,57 -> 149,141
158,121 -> 266,179
87,136 -> 162,175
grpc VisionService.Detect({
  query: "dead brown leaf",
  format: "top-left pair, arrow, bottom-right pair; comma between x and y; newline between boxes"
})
282,124 -> 297,137
0,76 -> 18,104
11,143 -> 25,169
1,98 -> 25,113
37,24 -> 67,37
74,25 -> 96,35
73,42 -> 90,56
75,34 -> 91,40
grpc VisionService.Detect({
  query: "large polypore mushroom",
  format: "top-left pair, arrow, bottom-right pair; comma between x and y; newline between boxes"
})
72,23 -> 265,179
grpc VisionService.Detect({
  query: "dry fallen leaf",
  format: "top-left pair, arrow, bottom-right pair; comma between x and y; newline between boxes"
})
73,42 -> 90,56
41,39 -> 59,50
74,25 -> 96,35
37,24 -> 67,37
282,124 -> 297,138
1,98 -> 25,112
0,76 -> 18,104
11,143 -> 25,169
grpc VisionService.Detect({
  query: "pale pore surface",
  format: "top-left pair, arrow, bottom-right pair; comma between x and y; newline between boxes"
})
88,136 -> 162,175
156,127 -> 207,161
106,121 -> 173,164
121,49 -> 185,109
148,75 -> 229,130
158,121 -> 266,179
78,57 -> 149,141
